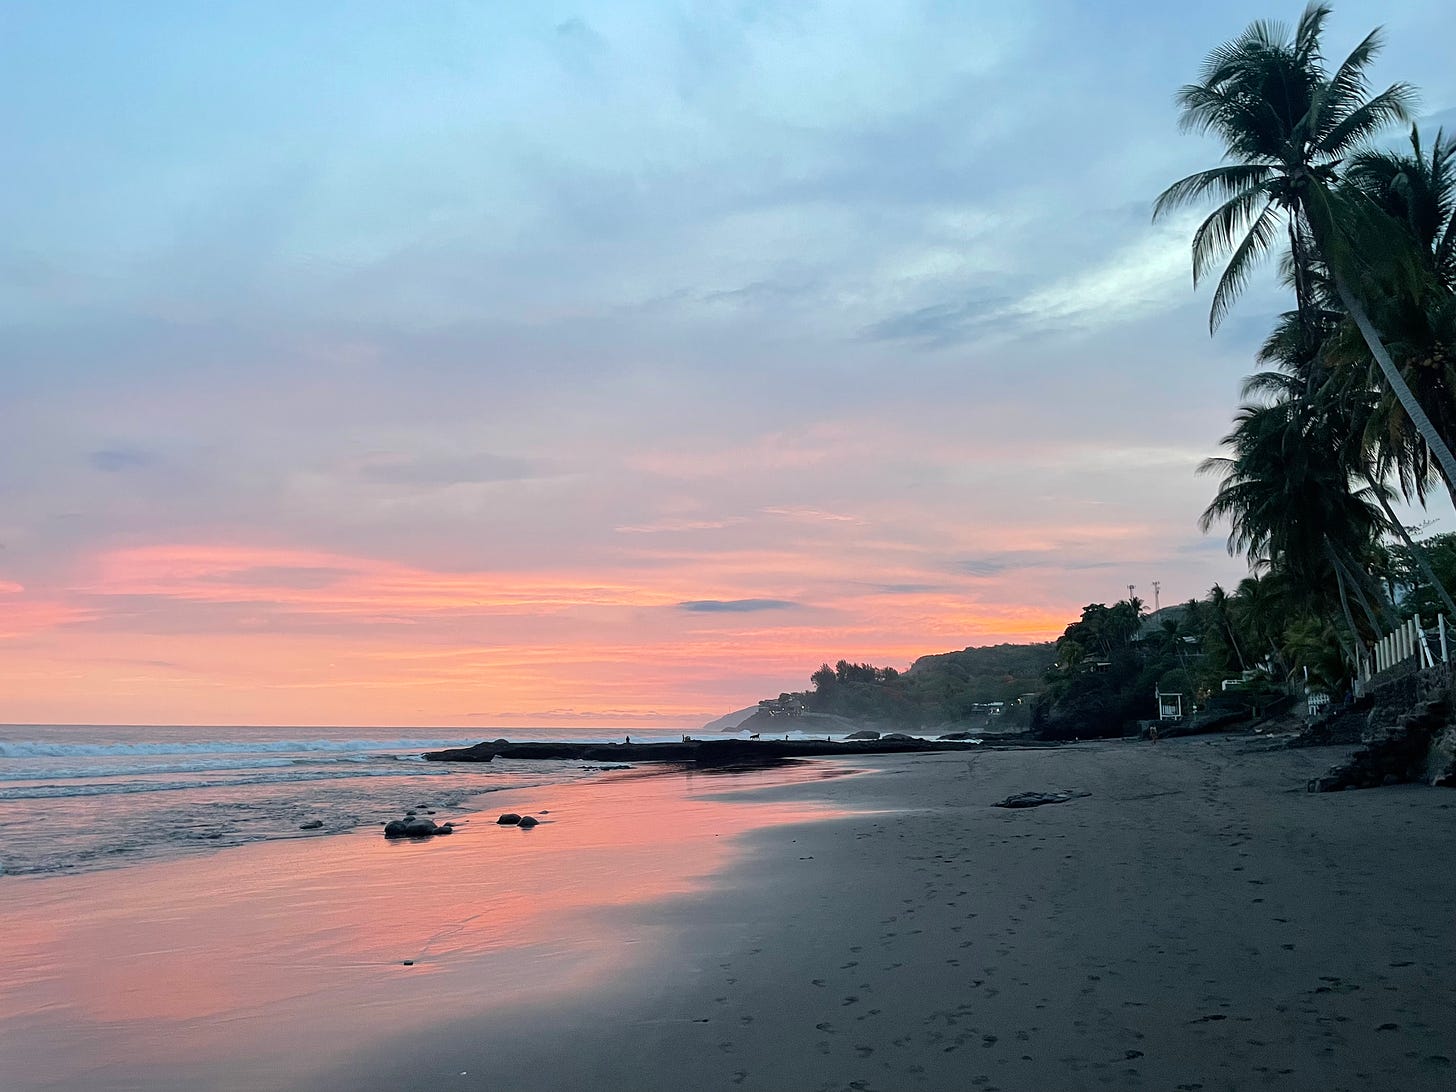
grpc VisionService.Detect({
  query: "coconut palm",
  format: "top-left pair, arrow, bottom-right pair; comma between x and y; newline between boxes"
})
1153,4 -> 1456,491
1199,395 -> 1390,663
1347,126 -> 1456,288
1337,128 -> 1456,494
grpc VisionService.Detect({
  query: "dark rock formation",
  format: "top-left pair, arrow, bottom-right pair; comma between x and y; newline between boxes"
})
1309,691 -> 1453,792
1290,696 -> 1373,747
383,814 -> 452,838
299,820 -> 323,830
497,813 -> 522,825
992,790 -> 1089,809
844,730 -> 881,740
1427,725 -> 1456,786
424,736 -> 991,768
517,816 -> 540,829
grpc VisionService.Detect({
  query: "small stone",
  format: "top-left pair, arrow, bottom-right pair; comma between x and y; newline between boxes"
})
497,813 -> 522,825
299,820 -> 323,830
403,960 -> 414,966
517,816 -> 540,829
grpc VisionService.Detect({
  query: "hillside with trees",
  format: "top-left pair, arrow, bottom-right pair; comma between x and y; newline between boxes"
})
746,644 -> 1054,732
750,522 -> 1456,740
749,4 -> 1456,745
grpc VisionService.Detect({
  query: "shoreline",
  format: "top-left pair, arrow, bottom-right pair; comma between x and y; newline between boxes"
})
4,737 -> 1454,1090
315,737 -> 1456,1092
0,760 -> 866,1091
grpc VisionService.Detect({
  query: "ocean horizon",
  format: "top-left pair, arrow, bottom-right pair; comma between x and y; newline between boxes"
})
0,719 -> 835,877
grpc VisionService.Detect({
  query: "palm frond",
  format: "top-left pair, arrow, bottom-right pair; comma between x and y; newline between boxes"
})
1153,164 -> 1274,220
1189,183 -> 1276,283
1293,3 -> 1332,65
1313,28 -> 1381,140
1208,202 -> 1284,331
1319,83 -> 1416,156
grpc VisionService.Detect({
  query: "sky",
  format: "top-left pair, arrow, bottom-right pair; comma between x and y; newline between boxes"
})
4,1 -> 1455,727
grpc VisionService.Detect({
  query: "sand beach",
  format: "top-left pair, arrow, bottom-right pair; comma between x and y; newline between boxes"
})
3,736 -> 1454,1091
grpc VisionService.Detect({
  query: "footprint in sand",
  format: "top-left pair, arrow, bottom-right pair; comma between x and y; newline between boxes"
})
842,995 -> 860,1006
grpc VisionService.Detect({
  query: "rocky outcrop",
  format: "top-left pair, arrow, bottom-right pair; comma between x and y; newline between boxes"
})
423,736 -> 990,768
1308,694 -> 1452,792
383,812 -> 455,838
1290,696 -> 1372,747
1425,725 -> 1456,786
992,790 -> 1090,809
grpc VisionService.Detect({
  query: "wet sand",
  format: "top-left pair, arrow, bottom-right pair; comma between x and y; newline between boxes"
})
0,762 -> 856,1091
5,738 -> 1455,1091
316,738 -> 1456,1092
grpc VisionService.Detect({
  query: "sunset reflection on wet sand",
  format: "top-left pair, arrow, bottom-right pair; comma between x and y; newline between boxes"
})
0,762 -> 860,1091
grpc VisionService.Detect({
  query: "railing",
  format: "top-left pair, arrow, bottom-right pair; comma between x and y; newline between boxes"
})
1359,613 -> 1448,691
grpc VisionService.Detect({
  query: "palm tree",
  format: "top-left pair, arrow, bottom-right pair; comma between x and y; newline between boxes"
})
1338,127 -> 1456,496
1153,4 -> 1456,491
1246,335 -> 1456,617
1207,583 -> 1248,670
1199,395 -> 1390,664
1347,126 -> 1456,288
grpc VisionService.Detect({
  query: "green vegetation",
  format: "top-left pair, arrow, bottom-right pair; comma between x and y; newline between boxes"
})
1153,3 -> 1456,694
754,5 -> 1456,743
759,645 -> 1054,730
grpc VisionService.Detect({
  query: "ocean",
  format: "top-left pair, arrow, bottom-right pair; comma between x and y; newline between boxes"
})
0,722 -> 725,878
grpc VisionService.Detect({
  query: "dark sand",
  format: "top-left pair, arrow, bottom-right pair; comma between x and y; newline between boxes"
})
315,737 -> 1456,1092
5,737 -> 1454,1090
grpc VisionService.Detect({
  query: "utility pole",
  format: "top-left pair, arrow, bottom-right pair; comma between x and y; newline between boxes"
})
1152,581 -> 1161,614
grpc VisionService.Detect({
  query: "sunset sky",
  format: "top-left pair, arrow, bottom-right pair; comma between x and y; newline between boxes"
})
5,1 -> 1455,727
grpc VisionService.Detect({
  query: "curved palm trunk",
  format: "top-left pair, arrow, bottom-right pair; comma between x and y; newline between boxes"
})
1329,267 -> 1456,492
1364,469 -> 1456,617
1330,560 -> 1370,671
1329,546 -> 1386,634
1225,620 -> 1249,671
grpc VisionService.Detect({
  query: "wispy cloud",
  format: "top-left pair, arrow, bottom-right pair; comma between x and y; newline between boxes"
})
677,599 -> 799,613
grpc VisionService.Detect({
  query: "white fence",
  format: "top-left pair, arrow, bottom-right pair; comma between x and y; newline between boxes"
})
1359,613 -> 1448,689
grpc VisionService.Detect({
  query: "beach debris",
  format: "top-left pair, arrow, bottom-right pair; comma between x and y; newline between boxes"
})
383,813 -> 454,838
497,813 -> 523,825
298,819 -> 323,830
992,790 -> 1090,809
517,816 -> 540,829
